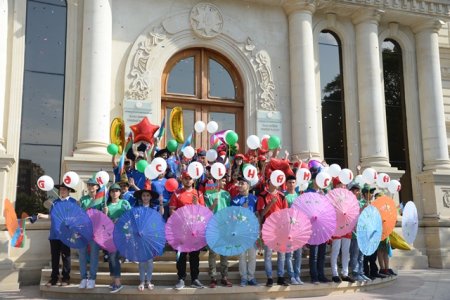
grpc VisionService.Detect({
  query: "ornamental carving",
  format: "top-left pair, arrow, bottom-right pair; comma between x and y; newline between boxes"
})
443,190 -> 450,208
190,3 -> 223,39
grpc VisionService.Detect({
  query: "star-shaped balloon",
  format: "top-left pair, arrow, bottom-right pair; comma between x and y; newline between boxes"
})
129,117 -> 160,144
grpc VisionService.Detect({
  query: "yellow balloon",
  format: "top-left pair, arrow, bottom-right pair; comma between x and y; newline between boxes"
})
389,231 -> 411,251
169,106 -> 184,144
110,118 -> 125,154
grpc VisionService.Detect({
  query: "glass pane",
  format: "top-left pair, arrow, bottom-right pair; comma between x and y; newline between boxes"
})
319,32 -> 341,97
209,112 -> 235,131
167,57 -> 195,95
35,0 -> 67,6
165,108 -> 195,145
21,71 -> 64,145
209,59 -> 235,99
25,1 -> 67,74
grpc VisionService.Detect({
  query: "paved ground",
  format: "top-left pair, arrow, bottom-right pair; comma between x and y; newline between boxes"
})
0,269 -> 448,300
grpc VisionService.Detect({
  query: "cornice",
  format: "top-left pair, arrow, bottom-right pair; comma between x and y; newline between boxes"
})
412,18 -> 446,33
351,8 -> 384,25
282,0 -> 316,16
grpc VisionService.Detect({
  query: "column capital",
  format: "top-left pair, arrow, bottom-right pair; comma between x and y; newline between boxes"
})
412,19 -> 445,34
352,8 -> 384,25
282,0 -> 316,16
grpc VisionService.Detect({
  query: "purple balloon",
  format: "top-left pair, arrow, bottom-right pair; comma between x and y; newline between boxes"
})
308,159 -> 322,170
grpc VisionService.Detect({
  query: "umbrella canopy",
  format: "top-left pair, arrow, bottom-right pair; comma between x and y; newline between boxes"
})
86,209 -> 116,252
357,205 -> 382,256
372,196 -> 397,240
402,201 -> 418,245
205,206 -> 260,256
166,204 -> 213,252
3,198 -> 18,237
262,207 -> 312,253
292,192 -> 336,245
326,188 -> 360,237
50,201 -> 93,249
113,206 -> 166,262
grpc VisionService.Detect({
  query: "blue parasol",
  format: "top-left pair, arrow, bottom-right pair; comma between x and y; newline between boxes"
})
50,201 -> 93,249
356,205 -> 382,256
205,206 -> 260,256
113,206 -> 166,262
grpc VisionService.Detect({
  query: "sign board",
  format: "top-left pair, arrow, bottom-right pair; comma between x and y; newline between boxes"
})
123,99 -> 154,135
256,110 -> 282,138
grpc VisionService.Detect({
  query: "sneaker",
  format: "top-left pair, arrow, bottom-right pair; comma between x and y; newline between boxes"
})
312,280 -> 320,285
295,277 -> 304,285
60,278 -> 70,286
209,279 -> 217,288
319,277 -> 331,283
277,277 -> 289,286
332,276 -> 342,283
379,269 -> 390,276
354,275 -> 366,282
174,279 -> 185,290
191,279 -> 205,289
290,277 -> 300,285
341,276 -> 355,283
248,279 -> 258,286
361,274 -> 372,281
147,282 -> 154,290
109,283 -> 114,289
266,278 -> 273,287
45,278 -> 60,287
79,279 -> 87,289
388,269 -> 397,276
240,279 -> 247,287
110,284 -> 123,293
221,278 -> 232,287
86,279 -> 95,289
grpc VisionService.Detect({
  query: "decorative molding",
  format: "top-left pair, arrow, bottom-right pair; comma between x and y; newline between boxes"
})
442,67 -> 450,79
190,3 -> 223,39
412,18 -> 445,33
282,0 -> 316,16
443,189 -> 450,208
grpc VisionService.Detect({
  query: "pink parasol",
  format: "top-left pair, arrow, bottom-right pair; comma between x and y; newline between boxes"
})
165,205 -> 213,252
262,208 -> 312,253
292,192 -> 336,245
86,209 -> 116,252
326,188 -> 360,237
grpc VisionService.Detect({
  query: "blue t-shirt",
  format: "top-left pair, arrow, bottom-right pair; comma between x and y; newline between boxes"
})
129,169 -> 146,191
230,194 -> 258,213
122,190 -> 136,207
151,178 -> 171,204
49,197 -> 78,240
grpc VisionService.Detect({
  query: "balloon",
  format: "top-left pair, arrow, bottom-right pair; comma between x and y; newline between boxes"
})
308,159 -> 322,170
107,143 -> 119,155
376,173 -> 391,188
206,121 -> 218,133
62,171 -> 79,189
388,179 -> 401,193
270,170 -> 285,187
268,135 -> 281,150
328,164 -> 342,177
210,162 -> 226,180
182,146 -> 195,159
338,168 -> 354,185
362,168 -> 378,184
246,135 -> 260,150
95,171 -> 110,186
249,177 -> 259,187
194,121 -> 206,133
187,162 -> 204,179
136,160 -> 148,173
206,149 -> 218,162
296,168 -> 312,184
167,139 -> 178,153
130,117 -> 159,144
151,157 -> 167,175
225,130 -> 239,145
144,164 -> 159,180
37,175 -> 54,191
354,174 -> 365,187
243,165 -> 258,181
315,171 -> 331,189
261,136 -> 269,151
165,178 -> 179,192
298,181 -> 309,191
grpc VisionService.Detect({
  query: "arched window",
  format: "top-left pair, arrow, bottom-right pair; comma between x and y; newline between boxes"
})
16,0 -> 67,215
162,48 -> 244,149
382,39 -> 412,204
319,31 -> 347,166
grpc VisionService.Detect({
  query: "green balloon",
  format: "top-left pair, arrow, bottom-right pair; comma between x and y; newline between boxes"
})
136,160 -> 148,173
107,143 -> 119,155
167,139 -> 178,153
225,131 -> 239,145
268,135 -> 281,150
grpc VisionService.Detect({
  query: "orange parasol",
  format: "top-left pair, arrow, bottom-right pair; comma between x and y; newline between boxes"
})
372,196 -> 397,240
3,198 -> 18,237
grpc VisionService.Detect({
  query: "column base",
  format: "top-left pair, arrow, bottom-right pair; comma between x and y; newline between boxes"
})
423,159 -> 450,171
422,218 -> 450,268
74,141 -> 109,156
417,169 -> 450,219
360,156 -> 391,168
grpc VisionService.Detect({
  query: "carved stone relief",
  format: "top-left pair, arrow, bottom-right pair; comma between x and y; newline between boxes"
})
190,3 -> 223,39
443,189 -> 450,208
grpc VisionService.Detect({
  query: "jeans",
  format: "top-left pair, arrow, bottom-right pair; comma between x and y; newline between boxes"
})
239,246 -> 256,281
177,251 -> 200,281
309,243 -> 326,282
208,249 -> 228,279
138,259 -> 154,282
285,248 -> 302,278
108,251 -> 121,278
350,238 -> 364,275
50,239 -> 71,281
331,238 -> 351,277
79,240 -> 100,280
263,245 -> 285,278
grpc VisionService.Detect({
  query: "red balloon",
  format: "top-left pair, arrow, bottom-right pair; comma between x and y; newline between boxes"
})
165,178 -> 179,192
130,117 -> 160,144
261,137 -> 269,151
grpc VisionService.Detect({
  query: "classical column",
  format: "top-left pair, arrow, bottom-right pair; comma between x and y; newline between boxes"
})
284,1 -> 320,159
75,0 -> 111,155
353,9 -> 390,168
0,0 -> 8,153
414,20 -> 450,170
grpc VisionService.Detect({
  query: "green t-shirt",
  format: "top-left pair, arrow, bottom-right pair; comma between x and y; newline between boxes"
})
205,190 -> 231,213
107,199 -> 131,221
284,192 -> 299,208
80,195 -> 104,211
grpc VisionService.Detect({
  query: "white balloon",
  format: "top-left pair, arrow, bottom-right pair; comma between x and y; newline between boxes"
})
296,168 -> 312,184
243,165 -> 258,181
194,121 -> 206,133
144,164 -> 159,180
249,177 -> 259,187
210,162 -> 226,180
362,168 -> 378,184
388,179 -> 401,194
151,157 -> 167,175
354,174 -> 365,187
328,164 -> 342,177
298,181 -> 309,191
206,149 -> 218,162
315,171 -> 332,189
376,172 -> 390,188
95,171 -> 110,186
270,170 -> 286,187
246,135 -> 261,150
37,175 -> 54,191
321,166 -> 330,174
62,171 -> 79,189
206,121 -> 219,133
182,146 -> 195,159
338,168 -> 354,185
187,162 -> 204,179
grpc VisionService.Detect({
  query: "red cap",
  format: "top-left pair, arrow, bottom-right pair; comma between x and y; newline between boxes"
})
181,171 -> 192,179
219,151 -> 226,156
258,155 -> 267,161
235,154 -> 245,160
332,177 -> 341,187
